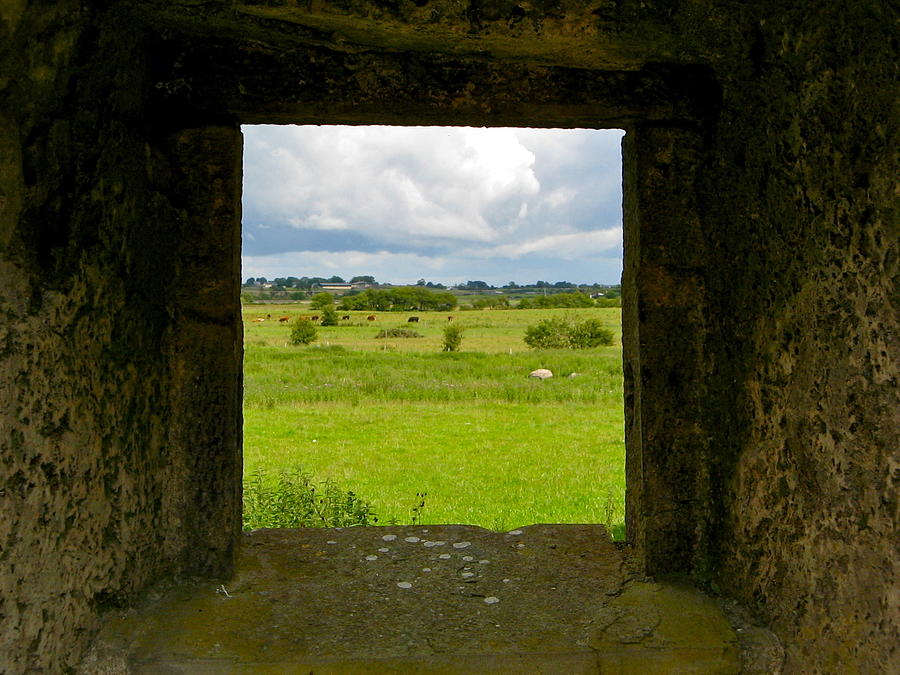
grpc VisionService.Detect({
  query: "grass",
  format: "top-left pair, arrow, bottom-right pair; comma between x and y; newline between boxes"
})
243,305 -> 626,536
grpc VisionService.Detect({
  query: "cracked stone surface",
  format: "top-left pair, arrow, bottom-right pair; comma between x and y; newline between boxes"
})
85,525 -> 748,673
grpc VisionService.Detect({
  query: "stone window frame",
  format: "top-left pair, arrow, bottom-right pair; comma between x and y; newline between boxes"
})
153,35 -> 719,577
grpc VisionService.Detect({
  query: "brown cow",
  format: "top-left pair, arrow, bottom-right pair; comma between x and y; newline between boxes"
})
408,316 -> 419,323
341,315 -> 351,320
311,315 -> 319,321
278,316 -> 290,323
447,316 -> 454,322
367,315 -> 377,321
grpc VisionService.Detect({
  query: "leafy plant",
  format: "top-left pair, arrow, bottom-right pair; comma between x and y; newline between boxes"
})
524,316 -> 613,349
410,492 -> 428,526
442,323 -> 464,351
242,467 -> 377,530
568,318 -> 614,348
320,305 -> 339,326
522,317 -> 570,349
290,318 -> 318,345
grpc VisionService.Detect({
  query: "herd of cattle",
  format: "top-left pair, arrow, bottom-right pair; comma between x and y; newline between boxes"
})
250,314 -> 453,324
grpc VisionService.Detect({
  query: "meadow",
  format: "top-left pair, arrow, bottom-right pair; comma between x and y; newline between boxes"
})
242,305 -> 626,536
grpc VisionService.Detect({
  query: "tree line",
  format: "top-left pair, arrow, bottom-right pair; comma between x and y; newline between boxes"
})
312,287 -> 458,312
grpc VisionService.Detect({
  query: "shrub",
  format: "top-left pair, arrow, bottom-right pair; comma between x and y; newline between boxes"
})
374,327 -> 423,339
320,305 -> 339,326
523,317 -> 614,349
290,318 -> 318,345
442,323 -> 465,351
523,317 -> 570,349
568,318 -> 614,348
242,467 -> 376,530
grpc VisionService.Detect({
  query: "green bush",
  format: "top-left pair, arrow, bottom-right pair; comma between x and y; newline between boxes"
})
290,318 -> 318,345
374,327 -> 423,339
524,317 -> 614,349
523,317 -> 570,349
568,318 -> 614,348
243,467 -> 376,530
320,305 -> 339,326
442,323 -> 465,351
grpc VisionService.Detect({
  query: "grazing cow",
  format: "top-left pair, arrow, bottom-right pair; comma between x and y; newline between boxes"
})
252,318 -> 265,323
367,315 -> 377,321
408,316 -> 420,323
341,315 -> 351,320
447,316 -> 454,322
311,315 -> 319,321
266,314 -> 271,319
278,316 -> 290,323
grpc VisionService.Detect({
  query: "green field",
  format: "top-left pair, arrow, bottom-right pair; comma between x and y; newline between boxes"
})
242,306 -> 626,535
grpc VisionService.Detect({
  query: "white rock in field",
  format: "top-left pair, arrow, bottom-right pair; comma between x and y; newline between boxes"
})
529,368 -> 553,380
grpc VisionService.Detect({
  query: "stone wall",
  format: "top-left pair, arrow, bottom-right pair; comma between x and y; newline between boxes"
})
0,4 -> 242,671
693,5 -> 899,671
1,1 -> 896,672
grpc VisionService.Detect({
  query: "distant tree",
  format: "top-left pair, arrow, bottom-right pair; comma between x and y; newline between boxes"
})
503,281 -> 519,289
326,275 -> 345,283
310,292 -> 333,310
516,291 -> 595,309
350,275 -> 376,284
416,278 -> 426,286
461,280 -> 491,290
290,319 -> 318,345
472,296 -> 509,309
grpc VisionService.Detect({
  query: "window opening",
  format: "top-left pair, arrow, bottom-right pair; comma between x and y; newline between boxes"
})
240,125 -> 626,537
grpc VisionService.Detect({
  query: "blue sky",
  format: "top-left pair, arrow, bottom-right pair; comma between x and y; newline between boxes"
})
241,126 -> 624,286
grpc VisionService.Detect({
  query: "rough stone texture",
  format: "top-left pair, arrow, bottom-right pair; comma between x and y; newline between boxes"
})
85,525 -> 748,673
1,1 -> 897,673
1,6 -> 243,672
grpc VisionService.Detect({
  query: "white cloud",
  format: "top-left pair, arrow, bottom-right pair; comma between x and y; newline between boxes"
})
241,125 -> 625,284
471,227 -> 623,260
542,188 -> 577,208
